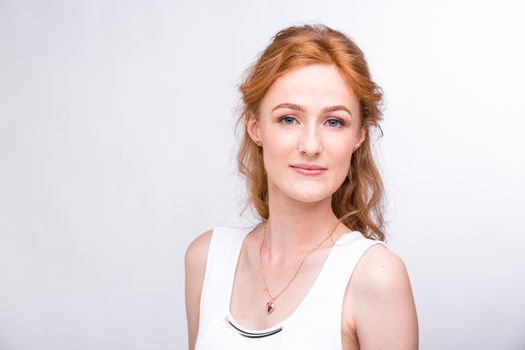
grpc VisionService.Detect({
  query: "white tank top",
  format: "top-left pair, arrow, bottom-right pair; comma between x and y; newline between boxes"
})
195,224 -> 388,350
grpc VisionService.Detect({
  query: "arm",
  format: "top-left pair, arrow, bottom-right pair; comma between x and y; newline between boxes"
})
347,244 -> 419,349
184,229 -> 213,350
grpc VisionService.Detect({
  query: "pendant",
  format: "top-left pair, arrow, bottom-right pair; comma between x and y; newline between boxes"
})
266,301 -> 275,314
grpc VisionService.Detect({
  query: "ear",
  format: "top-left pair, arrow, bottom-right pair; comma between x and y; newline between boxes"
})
353,126 -> 366,152
246,111 -> 262,145
357,126 -> 366,146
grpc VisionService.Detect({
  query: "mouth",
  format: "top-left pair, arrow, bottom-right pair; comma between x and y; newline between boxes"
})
290,164 -> 327,176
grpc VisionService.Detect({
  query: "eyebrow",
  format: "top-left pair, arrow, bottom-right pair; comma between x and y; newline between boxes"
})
271,102 -> 353,117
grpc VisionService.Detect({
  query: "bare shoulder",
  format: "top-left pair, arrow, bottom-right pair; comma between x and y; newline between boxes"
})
344,242 -> 419,350
185,229 -> 214,350
353,243 -> 409,292
185,229 -> 213,270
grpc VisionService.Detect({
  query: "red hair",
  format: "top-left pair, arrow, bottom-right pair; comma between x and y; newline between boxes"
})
235,23 -> 386,241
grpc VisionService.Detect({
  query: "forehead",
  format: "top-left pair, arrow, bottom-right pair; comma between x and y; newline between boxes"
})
260,64 -> 359,112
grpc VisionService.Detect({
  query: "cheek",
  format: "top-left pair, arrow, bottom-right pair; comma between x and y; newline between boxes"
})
262,132 -> 294,161
328,135 -> 353,157
334,154 -> 352,177
328,142 -> 353,175
261,140 -> 287,174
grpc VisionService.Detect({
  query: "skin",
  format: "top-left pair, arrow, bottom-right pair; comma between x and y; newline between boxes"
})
185,64 -> 418,349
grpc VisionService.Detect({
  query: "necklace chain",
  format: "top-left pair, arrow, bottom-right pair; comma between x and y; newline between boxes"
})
258,219 -> 340,314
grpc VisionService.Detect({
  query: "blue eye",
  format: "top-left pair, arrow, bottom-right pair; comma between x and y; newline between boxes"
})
279,115 -> 296,125
326,118 -> 344,127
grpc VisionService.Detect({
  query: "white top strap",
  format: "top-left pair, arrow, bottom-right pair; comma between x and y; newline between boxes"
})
198,225 -> 255,332
280,232 -> 388,349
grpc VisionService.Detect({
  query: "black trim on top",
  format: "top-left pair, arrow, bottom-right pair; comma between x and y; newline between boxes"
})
228,320 -> 283,338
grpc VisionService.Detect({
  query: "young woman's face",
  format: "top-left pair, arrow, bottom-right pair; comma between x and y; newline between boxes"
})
247,63 -> 365,204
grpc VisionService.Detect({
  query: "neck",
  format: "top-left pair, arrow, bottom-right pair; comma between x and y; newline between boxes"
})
262,188 -> 341,260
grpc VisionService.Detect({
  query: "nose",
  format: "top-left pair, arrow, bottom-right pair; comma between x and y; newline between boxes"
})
298,122 -> 322,157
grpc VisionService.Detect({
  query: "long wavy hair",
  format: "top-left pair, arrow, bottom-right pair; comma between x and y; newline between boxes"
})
235,23 -> 386,241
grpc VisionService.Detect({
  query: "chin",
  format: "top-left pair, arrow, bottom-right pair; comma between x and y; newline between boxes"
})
268,176 -> 343,204
286,186 -> 334,203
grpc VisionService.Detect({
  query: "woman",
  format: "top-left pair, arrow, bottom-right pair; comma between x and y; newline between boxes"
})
185,23 -> 418,349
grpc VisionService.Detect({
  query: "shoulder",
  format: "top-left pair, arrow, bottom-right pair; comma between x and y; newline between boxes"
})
185,225 -> 248,270
185,224 -> 260,273
344,241 -> 419,349
184,229 -> 214,272
353,242 -> 409,293
349,242 -> 414,312
185,229 -> 214,350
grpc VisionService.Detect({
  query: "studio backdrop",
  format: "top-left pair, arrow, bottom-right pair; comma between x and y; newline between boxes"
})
0,0 -> 524,349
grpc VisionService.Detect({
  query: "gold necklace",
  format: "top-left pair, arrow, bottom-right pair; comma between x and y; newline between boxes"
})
259,219 -> 340,315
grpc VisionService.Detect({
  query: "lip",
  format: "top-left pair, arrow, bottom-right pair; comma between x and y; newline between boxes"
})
291,163 -> 327,170
290,164 -> 327,176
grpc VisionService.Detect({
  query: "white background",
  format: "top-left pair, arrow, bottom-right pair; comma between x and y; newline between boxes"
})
1,0 -> 524,349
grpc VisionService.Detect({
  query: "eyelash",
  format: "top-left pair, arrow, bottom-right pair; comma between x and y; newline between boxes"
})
278,115 -> 345,128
